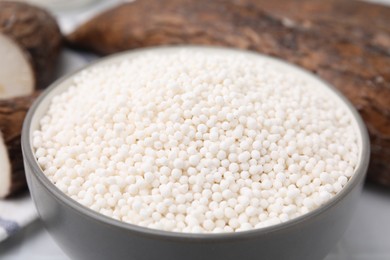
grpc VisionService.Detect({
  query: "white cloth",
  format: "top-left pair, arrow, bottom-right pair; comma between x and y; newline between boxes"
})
0,195 -> 37,242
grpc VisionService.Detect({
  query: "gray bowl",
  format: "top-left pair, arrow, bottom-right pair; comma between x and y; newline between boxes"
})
22,46 -> 370,260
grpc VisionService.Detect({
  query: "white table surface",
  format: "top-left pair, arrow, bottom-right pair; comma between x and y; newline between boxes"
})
1,0 -> 390,259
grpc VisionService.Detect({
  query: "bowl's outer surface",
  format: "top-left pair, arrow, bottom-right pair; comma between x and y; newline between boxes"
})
25,168 -> 365,260
22,46 -> 370,260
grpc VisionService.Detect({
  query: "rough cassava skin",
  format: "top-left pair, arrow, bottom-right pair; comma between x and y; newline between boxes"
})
0,1 -> 62,89
0,92 -> 40,197
67,0 -> 390,187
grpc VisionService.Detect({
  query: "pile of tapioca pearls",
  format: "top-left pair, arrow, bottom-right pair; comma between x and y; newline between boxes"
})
34,50 -> 359,233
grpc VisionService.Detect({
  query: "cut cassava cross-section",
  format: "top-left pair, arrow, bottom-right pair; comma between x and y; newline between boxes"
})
0,33 -> 34,99
0,92 -> 40,198
0,1 -> 62,98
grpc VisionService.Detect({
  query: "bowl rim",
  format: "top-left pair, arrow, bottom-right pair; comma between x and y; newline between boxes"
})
22,45 -> 370,241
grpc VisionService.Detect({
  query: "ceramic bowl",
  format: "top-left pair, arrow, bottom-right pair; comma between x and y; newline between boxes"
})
22,46 -> 370,260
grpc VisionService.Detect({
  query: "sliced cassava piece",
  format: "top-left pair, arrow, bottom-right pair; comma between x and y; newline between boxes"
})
0,92 -> 40,198
67,0 -> 390,187
0,33 -> 34,99
0,1 -> 62,96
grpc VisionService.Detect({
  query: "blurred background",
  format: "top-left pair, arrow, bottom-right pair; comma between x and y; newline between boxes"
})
0,0 -> 389,259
